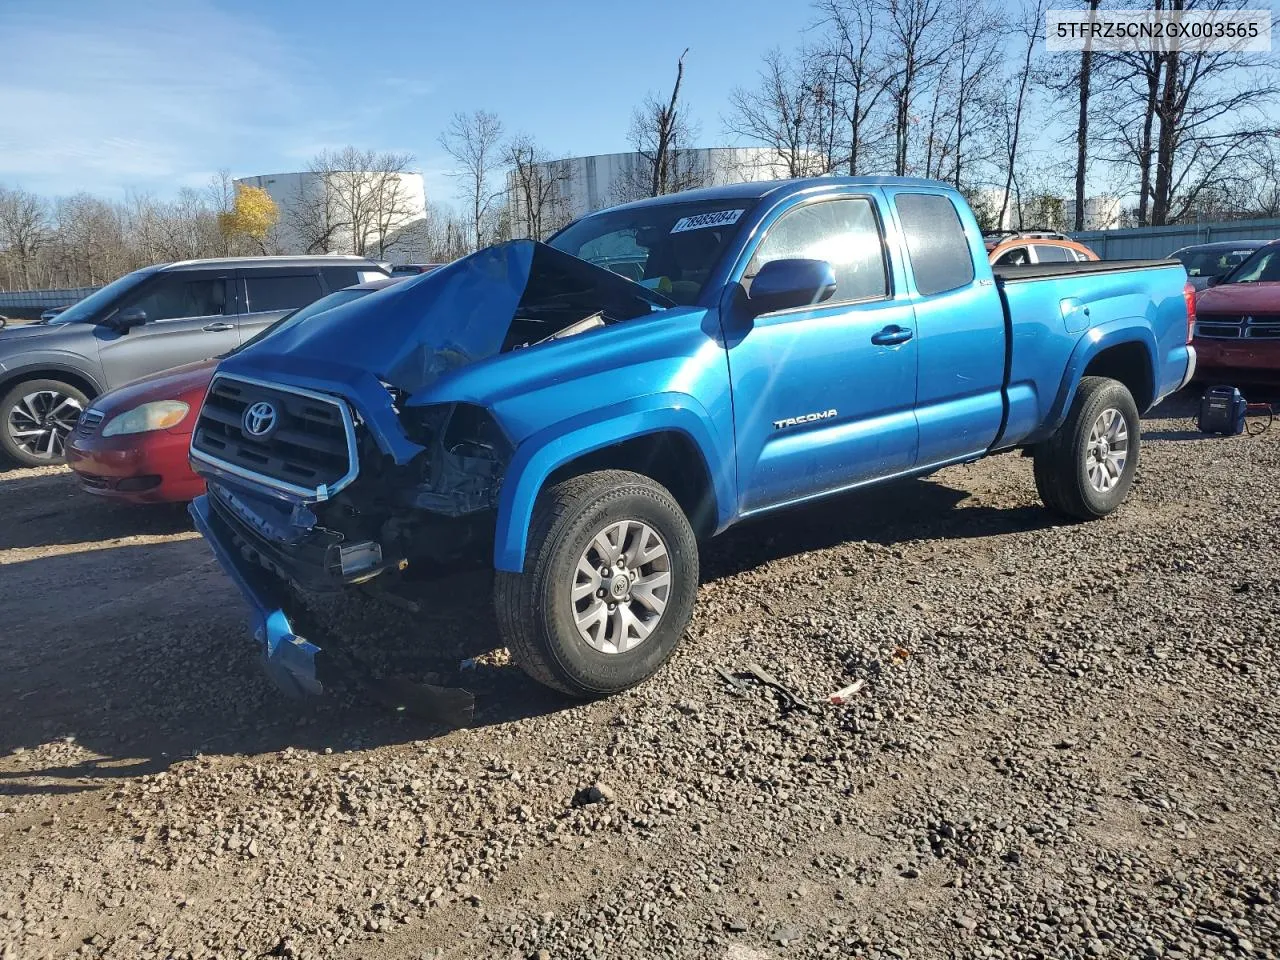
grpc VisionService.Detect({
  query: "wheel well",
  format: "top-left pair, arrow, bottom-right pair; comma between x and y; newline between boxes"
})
1083,343 -> 1153,410
544,431 -> 718,538
0,368 -> 100,403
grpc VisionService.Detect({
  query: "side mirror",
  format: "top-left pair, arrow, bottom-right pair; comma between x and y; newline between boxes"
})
747,259 -> 837,316
1205,275 -> 1223,288
113,306 -> 147,330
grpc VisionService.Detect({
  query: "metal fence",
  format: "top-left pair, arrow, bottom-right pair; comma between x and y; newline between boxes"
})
1070,218 -> 1280,260
0,286 -> 100,321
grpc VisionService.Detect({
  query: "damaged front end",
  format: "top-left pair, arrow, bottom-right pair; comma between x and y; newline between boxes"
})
189,240 -> 667,697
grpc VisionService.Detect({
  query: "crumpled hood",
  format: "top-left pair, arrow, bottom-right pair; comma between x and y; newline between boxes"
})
216,239 -> 670,464
227,241 -> 531,393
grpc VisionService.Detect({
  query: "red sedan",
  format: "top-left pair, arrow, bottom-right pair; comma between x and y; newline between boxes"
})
66,276 -> 405,504
65,360 -> 213,503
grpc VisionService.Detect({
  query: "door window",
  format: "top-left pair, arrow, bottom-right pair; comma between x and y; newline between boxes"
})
245,273 -> 323,313
895,193 -> 975,295
747,198 -> 888,302
1033,244 -> 1072,263
124,276 -> 228,323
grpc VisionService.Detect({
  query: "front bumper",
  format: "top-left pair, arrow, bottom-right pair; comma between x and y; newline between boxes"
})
189,494 -> 324,697
66,429 -> 204,504
1192,338 -> 1280,384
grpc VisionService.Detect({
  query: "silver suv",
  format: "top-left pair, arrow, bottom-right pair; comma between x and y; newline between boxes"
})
0,256 -> 387,466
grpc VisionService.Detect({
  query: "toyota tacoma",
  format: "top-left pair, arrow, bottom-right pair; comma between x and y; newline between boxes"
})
188,177 -> 1196,699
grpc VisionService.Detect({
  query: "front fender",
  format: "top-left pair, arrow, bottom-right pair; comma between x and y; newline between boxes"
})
492,393 -> 731,572
1037,320 -> 1158,441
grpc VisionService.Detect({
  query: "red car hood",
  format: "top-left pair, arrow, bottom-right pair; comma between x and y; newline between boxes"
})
1195,282 -> 1280,315
91,360 -> 217,418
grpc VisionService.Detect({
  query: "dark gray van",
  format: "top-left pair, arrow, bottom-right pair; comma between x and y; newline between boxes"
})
0,256 -> 387,466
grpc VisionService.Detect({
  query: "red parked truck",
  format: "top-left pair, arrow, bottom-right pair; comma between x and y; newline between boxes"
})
1192,240 -> 1280,384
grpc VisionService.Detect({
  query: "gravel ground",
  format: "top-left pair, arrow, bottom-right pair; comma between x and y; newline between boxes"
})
1,390 -> 1278,960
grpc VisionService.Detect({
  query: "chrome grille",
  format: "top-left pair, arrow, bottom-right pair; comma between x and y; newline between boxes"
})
1195,314 -> 1280,340
190,375 -> 357,499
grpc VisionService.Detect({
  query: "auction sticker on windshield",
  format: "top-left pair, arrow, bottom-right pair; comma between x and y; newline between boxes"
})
671,210 -> 745,233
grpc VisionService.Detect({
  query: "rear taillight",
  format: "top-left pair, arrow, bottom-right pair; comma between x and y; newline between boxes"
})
1184,281 -> 1196,343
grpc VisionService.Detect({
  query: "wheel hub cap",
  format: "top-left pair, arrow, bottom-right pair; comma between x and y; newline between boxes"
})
572,519 -> 672,655
1085,407 -> 1129,493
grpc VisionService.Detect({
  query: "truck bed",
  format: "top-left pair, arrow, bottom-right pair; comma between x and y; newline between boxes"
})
992,257 -> 1191,449
993,259 -> 1175,282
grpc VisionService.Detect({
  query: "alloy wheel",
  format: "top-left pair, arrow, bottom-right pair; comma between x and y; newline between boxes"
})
6,389 -> 83,460
1085,407 -> 1129,493
571,519 -> 672,654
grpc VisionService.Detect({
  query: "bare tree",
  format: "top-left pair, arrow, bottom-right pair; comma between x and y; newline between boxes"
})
505,134 -> 572,241
366,152 -> 420,258
440,111 -> 506,251
996,0 -> 1047,227
288,154 -> 345,254
0,186 -> 51,288
725,48 -> 836,177
620,49 -> 708,200
881,0 -> 954,176
815,0 -> 894,175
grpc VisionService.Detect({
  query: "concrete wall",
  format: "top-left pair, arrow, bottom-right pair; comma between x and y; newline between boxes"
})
1070,218 -> 1280,259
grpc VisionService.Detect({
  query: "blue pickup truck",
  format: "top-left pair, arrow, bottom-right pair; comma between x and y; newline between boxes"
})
188,177 -> 1196,699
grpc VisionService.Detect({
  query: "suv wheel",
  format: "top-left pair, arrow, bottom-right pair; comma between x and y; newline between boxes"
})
1034,376 -> 1140,519
1,378 -> 89,467
495,469 -> 699,697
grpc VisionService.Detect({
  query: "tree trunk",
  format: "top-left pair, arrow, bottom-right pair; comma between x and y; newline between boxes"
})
1074,0 -> 1100,231
1151,26 -> 1182,225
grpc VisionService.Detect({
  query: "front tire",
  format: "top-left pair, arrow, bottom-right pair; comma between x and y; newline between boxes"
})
1034,376 -> 1140,520
494,469 -> 699,698
1,378 -> 89,467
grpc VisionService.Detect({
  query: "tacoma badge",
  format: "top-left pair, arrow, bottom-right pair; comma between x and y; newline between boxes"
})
773,409 -> 838,430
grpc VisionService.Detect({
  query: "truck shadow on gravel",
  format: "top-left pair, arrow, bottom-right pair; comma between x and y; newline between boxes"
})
0,472 -> 1062,800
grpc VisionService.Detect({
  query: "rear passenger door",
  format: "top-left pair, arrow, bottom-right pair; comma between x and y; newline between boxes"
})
888,191 -> 1007,467
95,269 -> 240,389
236,270 -> 326,343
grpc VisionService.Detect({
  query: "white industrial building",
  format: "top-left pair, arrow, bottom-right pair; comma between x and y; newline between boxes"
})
235,170 -> 429,261
507,147 -> 806,239
1063,196 -> 1124,231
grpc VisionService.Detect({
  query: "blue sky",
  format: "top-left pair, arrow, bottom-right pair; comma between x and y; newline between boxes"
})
0,0 -> 815,206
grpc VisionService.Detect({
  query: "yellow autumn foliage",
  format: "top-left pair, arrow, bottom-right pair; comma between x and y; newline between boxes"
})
218,184 -> 278,249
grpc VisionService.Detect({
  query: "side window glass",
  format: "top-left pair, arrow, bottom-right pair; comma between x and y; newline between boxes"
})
125,276 -> 227,322
245,274 -> 323,313
747,198 -> 888,302
994,246 -> 1029,266
894,193 -> 975,295
1033,244 -> 1071,263
322,267 -> 361,292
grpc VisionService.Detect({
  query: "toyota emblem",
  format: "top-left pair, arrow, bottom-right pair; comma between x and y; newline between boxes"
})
242,401 -> 277,438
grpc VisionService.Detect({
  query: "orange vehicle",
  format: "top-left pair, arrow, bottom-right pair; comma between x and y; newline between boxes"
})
985,231 -> 1099,266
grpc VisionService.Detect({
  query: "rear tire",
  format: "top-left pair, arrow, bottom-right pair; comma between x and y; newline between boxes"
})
1,378 -> 89,467
1034,376 -> 1140,520
494,469 -> 699,698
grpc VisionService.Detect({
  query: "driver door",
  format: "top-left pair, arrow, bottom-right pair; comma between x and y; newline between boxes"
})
95,270 -> 240,389
723,192 -> 920,515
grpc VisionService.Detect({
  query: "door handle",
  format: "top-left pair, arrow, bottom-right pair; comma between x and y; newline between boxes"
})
871,325 -> 913,346
202,322 -> 235,332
